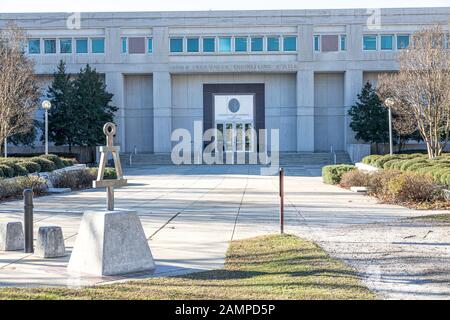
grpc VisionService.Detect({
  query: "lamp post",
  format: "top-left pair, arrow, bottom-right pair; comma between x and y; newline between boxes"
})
384,98 -> 395,155
41,100 -> 51,155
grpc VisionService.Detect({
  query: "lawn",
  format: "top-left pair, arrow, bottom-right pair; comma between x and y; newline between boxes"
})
0,234 -> 375,300
410,213 -> 450,223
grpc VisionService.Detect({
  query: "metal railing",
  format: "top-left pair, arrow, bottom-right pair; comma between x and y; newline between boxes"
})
330,146 -> 337,164
129,145 -> 137,166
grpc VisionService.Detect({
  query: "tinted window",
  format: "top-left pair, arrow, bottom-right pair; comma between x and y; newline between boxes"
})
76,39 -> 88,53
28,39 -> 40,54
187,38 -> 199,52
235,37 -> 247,52
283,36 -> 297,51
321,35 -> 339,52
148,38 -> 153,53
267,37 -> 279,51
340,35 -> 346,51
363,35 -> 377,50
381,35 -> 393,50
397,35 -> 410,49
314,36 -> 320,51
92,38 -> 105,53
203,38 -> 215,52
60,39 -> 72,53
170,38 -> 183,52
44,39 -> 56,54
251,37 -> 263,51
121,38 -> 127,53
219,37 -> 231,52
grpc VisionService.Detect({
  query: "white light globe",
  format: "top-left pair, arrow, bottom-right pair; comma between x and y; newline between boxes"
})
41,100 -> 52,110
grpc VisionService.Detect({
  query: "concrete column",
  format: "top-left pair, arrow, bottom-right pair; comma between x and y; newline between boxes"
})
296,70 -> 315,152
299,24 -> 313,61
344,69 -> 364,146
153,71 -> 172,153
105,72 -> 125,150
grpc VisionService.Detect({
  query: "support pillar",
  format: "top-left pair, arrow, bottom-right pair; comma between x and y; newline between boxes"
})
296,70 -> 315,152
344,69 -> 364,146
153,71 -> 172,153
105,72 -> 125,152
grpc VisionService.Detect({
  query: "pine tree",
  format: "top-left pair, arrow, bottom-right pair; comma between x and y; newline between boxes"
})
348,82 -> 389,151
47,60 -> 77,151
72,64 -> 117,147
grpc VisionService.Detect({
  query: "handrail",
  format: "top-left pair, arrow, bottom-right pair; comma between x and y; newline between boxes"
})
330,146 -> 337,164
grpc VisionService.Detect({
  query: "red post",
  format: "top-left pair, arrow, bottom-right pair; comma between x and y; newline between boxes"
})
279,167 -> 284,234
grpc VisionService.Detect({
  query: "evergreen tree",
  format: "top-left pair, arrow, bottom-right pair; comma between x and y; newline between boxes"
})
72,64 -> 117,147
47,60 -> 77,150
348,82 -> 389,149
47,62 -> 116,150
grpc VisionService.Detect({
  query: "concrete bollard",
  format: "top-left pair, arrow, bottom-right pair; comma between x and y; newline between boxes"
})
0,222 -> 25,251
35,226 -> 66,258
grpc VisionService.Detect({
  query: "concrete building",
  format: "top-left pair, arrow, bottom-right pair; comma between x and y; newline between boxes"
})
1,8 -> 449,161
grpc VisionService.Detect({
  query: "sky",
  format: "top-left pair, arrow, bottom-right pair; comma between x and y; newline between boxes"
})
0,0 -> 448,13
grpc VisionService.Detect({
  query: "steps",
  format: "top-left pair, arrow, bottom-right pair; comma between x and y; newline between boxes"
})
120,152 -> 352,166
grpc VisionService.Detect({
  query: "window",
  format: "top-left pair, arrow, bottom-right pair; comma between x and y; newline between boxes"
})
363,35 -> 377,50
234,37 -> 247,52
267,37 -> 280,51
314,35 -> 320,51
321,35 -> 339,52
44,39 -> 56,54
129,37 -> 145,54
170,38 -> 183,52
28,39 -> 40,54
60,39 -> 72,54
397,35 -> 410,50
219,37 -> 231,52
283,36 -> 297,51
92,38 -> 105,53
203,38 -> 215,52
76,38 -> 88,53
251,37 -> 263,52
340,35 -> 347,51
187,38 -> 199,52
381,35 -> 393,50
121,37 -> 127,53
148,38 -> 153,53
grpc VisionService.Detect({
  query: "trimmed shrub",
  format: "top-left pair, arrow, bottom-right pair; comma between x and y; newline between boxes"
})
0,176 -> 47,200
19,161 -> 41,174
362,155 -> 382,165
0,164 -> 14,178
88,167 -> 117,180
322,165 -> 356,185
40,154 -> 64,169
373,155 -> 402,169
386,172 -> 439,203
5,162 -> 28,176
400,159 -> 428,171
61,158 -> 77,167
367,169 -> 402,198
340,170 -> 371,189
30,157 -> 56,172
53,169 -> 96,190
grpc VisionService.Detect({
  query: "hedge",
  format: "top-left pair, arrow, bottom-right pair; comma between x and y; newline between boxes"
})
0,154 -> 77,179
322,164 -> 356,185
361,153 -> 450,188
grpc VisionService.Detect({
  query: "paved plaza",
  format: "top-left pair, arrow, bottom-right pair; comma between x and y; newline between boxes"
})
0,165 -> 449,299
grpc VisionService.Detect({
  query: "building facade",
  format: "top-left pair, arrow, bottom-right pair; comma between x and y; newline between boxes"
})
1,8 -> 449,156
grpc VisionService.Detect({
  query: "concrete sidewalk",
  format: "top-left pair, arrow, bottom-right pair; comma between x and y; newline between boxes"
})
0,165 -> 449,299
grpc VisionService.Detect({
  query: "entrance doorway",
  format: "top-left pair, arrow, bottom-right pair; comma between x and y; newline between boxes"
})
214,94 -> 255,155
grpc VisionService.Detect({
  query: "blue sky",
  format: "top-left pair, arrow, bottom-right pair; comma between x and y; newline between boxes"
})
0,0 -> 448,13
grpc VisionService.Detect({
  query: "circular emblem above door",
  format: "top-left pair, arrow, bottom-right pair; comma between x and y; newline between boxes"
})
228,98 -> 240,113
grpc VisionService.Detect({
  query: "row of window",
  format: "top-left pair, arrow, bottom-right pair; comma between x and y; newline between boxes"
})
169,36 -> 298,53
362,34 -> 410,51
28,37 -> 105,54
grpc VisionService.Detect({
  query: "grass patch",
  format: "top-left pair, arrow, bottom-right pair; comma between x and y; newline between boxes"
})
0,234 -> 375,300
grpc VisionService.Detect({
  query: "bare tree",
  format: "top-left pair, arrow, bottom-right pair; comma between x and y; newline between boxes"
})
0,22 -> 40,154
377,25 -> 450,158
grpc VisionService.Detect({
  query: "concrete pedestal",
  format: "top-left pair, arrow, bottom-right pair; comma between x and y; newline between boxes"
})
36,226 -> 66,258
68,210 -> 155,276
0,222 -> 24,251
